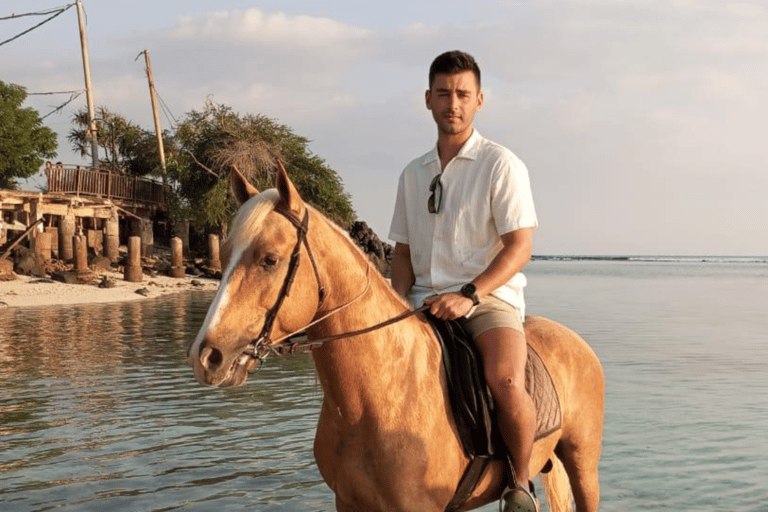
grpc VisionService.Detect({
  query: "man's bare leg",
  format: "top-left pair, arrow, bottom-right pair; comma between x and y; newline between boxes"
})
473,327 -> 536,487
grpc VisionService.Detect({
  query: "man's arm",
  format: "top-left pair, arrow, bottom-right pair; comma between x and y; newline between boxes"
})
390,242 -> 415,299
425,228 -> 533,319
474,227 -> 533,299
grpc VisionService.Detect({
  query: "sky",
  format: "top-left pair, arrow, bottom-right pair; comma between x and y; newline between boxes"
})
2,0 -> 767,256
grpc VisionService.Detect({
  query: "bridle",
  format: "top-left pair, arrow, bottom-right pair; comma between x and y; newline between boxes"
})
239,206 -> 324,365
236,205 -> 426,369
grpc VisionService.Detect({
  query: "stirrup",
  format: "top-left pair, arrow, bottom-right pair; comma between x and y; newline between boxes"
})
499,481 -> 539,512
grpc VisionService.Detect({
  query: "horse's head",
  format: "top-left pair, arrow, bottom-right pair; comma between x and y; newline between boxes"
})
187,161 -> 323,387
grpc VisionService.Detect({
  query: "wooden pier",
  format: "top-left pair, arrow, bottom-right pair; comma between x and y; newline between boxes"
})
46,165 -> 165,207
1,165 -> 166,262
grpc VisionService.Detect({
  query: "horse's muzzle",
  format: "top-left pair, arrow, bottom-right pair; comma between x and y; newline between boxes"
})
189,338 -> 255,387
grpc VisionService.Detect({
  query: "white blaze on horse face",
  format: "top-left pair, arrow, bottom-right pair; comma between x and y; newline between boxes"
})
190,243 -> 247,359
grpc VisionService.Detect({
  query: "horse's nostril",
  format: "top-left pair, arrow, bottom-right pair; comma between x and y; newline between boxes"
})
201,345 -> 224,371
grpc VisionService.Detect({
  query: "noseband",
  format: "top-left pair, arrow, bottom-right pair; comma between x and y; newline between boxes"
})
241,207 -> 325,364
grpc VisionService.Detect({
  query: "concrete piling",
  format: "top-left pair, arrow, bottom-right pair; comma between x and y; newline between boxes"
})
104,217 -> 119,262
73,235 -> 88,274
170,237 -> 185,278
173,220 -> 190,255
58,215 -> 76,262
208,234 -> 221,271
123,236 -> 143,282
34,231 -> 52,264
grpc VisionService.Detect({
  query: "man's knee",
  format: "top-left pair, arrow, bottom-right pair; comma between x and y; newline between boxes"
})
485,368 -> 528,400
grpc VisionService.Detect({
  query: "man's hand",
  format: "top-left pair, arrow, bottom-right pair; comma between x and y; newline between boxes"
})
424,292 -> 474,320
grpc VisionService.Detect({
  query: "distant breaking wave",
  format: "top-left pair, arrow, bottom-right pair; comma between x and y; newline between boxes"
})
532,255 -> 768,264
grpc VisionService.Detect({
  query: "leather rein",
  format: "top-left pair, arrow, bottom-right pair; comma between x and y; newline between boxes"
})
238,206 -> 426,366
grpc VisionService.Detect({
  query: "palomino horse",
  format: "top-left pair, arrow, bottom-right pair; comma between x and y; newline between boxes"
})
187,162 -> 604,512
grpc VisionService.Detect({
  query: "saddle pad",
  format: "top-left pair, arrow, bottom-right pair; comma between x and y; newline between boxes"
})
428,314 -> 561,459
525,344 -> 562,440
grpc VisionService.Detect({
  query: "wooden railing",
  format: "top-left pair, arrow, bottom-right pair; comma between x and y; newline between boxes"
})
47,166 -> 165,207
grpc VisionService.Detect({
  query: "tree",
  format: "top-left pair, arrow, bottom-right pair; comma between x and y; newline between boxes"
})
173,100 -> 356,232
0,81 -> 57,189
68,105 -> 168,176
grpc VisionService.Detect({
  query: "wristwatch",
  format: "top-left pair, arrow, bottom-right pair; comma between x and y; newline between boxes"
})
460,283 -> 480,306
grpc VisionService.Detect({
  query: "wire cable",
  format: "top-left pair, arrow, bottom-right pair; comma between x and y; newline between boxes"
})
40,90 -> 84,120
0,3 -> 75,47
156,91 -> 179,129
28,90 -> 82,96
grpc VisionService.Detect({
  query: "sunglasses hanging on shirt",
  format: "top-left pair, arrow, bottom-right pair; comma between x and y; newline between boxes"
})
428,174 -> 443,214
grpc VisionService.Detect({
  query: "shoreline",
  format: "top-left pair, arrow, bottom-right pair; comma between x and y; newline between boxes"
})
0,270 -> 219,309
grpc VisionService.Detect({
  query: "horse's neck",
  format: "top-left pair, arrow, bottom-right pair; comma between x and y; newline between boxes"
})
307,220 -> 441,421
309,215 -> 411,335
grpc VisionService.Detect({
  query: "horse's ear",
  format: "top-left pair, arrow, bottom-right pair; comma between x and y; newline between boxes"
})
275,160 -> 303,216
230,165 -> 259,206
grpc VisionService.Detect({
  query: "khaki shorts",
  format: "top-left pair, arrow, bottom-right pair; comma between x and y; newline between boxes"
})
458,295 -> 525,337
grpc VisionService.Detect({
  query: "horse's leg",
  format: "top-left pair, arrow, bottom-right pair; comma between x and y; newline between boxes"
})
529,318 -> 604,512
556,386 -> 604,512
556,438 -> 601,512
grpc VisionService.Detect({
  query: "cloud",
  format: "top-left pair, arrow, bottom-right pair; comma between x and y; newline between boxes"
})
144,9 -> 373,106
172,8 -> 372,48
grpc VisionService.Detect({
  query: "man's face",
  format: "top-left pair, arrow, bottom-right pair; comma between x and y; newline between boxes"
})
426,71 -> 483,137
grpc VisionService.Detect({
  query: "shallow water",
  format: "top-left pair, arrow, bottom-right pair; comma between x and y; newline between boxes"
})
1,259 -> 766,511
526,260 -> 768,512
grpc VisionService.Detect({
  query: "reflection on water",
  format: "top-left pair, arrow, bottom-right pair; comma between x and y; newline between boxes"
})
1,261 -> 767,512
0,293 -> 331,512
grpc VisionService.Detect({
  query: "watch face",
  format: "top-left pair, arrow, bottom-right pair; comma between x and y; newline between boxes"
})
460,283 -> 479,305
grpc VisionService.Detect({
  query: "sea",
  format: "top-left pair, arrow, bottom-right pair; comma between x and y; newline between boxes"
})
1,257 -> 766,512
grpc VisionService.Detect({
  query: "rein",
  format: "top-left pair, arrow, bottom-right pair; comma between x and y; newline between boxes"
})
239,205 -> 428,367
255,304 -> 429,357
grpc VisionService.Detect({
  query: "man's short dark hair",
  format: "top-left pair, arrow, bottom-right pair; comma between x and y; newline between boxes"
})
428,50 -> 481,89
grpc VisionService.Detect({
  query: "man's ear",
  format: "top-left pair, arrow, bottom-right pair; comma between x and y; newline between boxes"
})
425,89 -> 432,110
275,160 -> 303,216
230,165 -> 259,206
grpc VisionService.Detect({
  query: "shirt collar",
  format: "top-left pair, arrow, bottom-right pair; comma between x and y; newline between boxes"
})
422,129 -> 483,166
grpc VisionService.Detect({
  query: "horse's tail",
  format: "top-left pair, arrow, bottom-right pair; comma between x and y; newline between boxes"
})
540,455 -> 574,512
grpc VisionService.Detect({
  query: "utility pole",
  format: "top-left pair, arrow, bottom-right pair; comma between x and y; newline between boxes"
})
141,50 -> 168,203
76,0 -> 99,169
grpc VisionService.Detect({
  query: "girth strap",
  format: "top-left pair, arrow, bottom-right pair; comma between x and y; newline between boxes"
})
444,456 -> 491,512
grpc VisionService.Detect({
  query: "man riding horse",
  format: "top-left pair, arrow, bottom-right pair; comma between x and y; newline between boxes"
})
389,50 -> 539,512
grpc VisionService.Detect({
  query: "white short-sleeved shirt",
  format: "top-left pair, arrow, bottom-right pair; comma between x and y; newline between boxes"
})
388,130 -> 538,318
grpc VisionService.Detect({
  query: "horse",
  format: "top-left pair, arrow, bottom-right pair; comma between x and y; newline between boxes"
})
187,161 -> 604,512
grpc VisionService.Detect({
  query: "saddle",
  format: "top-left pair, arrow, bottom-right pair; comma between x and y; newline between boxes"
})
426,313 -> 562,511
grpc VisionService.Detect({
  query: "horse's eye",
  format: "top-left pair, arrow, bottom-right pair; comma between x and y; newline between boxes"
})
263,255 -> 279,269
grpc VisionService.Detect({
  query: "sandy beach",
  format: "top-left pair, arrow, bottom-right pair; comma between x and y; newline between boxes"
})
0,270 -> 219,309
